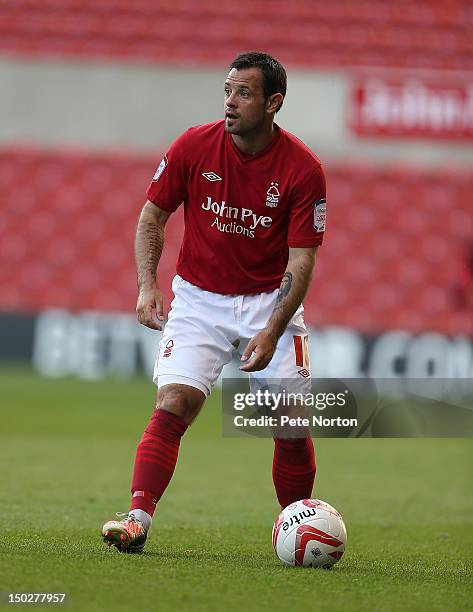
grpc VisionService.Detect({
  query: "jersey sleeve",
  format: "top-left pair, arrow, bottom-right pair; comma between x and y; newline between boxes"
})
146,130 -> 190,212
287,164 -> 326,248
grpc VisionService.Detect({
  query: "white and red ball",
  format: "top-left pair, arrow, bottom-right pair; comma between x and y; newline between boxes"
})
272,499 -> 347,568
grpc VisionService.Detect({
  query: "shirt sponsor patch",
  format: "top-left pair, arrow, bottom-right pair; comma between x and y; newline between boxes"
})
152,155 -> 168,181
314,198 -> 326,232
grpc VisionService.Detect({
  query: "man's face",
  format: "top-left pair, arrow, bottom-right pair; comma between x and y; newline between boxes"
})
224,68 -> 268,136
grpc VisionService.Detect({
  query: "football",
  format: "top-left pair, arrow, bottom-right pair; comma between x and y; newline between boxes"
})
272,499 -> 347,568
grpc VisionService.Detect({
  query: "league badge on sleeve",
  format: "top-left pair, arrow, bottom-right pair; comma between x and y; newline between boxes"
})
314,198 -> 326,232
152,155 -> 168,181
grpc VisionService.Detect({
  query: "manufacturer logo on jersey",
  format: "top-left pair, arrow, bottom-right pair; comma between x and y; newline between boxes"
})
152,155 -> 168,181
266,182 -> 280,207
298,368 -> 311,378
163,339 -> 174,358
202,171 -> 222,182
314,198 -> 326,232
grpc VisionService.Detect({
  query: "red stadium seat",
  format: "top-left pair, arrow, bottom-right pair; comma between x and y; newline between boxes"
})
0,0 -> 472,71
1,147 -> 472,335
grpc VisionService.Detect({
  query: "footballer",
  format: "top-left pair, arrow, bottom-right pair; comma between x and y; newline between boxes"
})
102,51 -> 327,552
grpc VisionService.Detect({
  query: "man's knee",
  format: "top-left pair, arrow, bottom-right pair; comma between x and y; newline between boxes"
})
156,384 -> 205,424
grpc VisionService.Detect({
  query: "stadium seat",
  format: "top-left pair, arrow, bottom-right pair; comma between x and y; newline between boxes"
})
0,0 -> 472,71
0,147 -> 472,335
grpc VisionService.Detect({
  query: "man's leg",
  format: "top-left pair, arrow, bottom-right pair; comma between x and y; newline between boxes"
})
243,292 -> 316,509
129,384 -> 205,523
102,383 -> 205,552
103,276 -> 236,551
272,433 -> 316,509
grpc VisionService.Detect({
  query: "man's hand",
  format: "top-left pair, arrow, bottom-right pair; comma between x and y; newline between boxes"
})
240,330 -> 278,372
136,284 -> 165,331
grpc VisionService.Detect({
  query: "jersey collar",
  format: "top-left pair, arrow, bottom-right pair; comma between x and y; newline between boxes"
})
226,124 -> 282,163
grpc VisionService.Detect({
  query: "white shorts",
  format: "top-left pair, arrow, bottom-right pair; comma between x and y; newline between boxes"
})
153,275 -> 311,397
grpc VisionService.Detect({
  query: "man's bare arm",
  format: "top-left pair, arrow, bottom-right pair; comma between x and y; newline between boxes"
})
240,247 -> 317,372
135,201 -> 171,330
265,247 -> 317,339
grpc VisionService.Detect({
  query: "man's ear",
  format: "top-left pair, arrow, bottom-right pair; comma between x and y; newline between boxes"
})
266,93 -> 284,113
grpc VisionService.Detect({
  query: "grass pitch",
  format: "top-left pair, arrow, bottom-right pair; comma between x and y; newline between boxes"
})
0,366 -> 472,612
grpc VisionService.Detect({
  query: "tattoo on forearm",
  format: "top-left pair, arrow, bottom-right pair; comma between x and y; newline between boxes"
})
136,219 -> 164,287
277,272 -> 293,303
145,222 -> 163,272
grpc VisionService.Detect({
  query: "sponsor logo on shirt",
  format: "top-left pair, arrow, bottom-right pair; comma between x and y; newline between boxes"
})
266,182 -> 280,207
202,171 -> 222,182
314,198 -> 326,232
201,196 -> 273,239
152,155 -> 168,181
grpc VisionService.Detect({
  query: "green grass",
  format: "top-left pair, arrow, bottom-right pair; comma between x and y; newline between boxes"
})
0,366 -> 472,611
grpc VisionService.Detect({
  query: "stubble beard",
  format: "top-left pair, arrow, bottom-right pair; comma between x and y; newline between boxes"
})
225,115 -> 266,138
224,117 -> 241,134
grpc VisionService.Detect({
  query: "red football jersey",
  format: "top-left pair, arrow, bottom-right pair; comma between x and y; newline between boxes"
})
146,120 -> 326,295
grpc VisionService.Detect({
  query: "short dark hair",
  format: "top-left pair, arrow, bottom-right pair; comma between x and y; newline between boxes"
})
230,51 -> 287,112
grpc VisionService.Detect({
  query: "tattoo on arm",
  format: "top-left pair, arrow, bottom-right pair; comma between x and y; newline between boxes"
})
135,216 -> 165,289
277,272 -> 293,303
144,222 -> 164,275
267,254 -> 314,338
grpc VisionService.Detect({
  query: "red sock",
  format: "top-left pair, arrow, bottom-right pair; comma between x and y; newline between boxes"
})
272,435 -> 316,508
130,409 -> 188,517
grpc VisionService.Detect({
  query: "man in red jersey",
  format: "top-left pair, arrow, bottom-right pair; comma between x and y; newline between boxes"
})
102,52 -> 326,553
